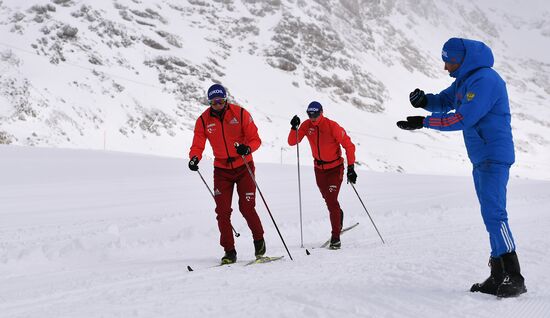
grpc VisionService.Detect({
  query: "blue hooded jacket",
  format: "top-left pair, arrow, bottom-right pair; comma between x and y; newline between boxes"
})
423,39 -> 515,165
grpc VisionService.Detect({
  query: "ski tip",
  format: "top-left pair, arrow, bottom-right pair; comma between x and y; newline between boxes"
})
306,249 -> 310,255
187,265 -> 194,272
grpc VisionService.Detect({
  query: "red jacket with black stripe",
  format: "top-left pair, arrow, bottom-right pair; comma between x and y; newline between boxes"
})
189,103 -> 261,169
288,114 -> 355,170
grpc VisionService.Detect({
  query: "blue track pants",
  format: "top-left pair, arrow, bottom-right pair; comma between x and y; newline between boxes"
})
473,161 -> 516,257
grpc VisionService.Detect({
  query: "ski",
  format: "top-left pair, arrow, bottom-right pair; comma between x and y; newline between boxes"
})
245,256 -> 284,266
213,262 -> 236,268
320,222 -> 360,248
187,256 -> 285,272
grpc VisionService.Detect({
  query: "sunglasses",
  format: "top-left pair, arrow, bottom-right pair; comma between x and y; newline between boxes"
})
307,111 -> 321,119
209,98 -> 226,106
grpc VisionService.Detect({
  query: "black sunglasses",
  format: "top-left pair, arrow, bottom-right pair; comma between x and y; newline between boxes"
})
209,98 -> 226,106
307,111 -> 321,119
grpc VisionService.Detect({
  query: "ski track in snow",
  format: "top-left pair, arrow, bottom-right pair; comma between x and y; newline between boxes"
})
1,146 -> 550,317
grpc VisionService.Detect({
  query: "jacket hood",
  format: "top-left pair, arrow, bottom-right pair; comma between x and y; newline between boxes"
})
451,39 -> 494,79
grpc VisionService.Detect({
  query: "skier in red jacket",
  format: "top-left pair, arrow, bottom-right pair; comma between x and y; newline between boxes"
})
189,84 -> 265,264
288,101 -> 357,249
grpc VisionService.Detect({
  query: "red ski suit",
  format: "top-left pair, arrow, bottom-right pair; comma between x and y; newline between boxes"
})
288,114 -> 356,237
189,103 -> 264,251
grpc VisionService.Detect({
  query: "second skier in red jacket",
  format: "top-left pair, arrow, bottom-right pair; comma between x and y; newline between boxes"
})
288,101 -> 357,249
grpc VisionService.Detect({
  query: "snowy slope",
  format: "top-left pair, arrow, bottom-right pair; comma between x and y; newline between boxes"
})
1,146 -> 550,317
0,0 -> 549,179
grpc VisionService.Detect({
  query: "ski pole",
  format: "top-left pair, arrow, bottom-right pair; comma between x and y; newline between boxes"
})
350,182 -> 385,244
295,129 -> 304,248
196,170 -> 240,238
235,143 -> 294,260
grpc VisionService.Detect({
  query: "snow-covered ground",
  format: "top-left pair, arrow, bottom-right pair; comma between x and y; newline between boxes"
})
1,145 -> 550,317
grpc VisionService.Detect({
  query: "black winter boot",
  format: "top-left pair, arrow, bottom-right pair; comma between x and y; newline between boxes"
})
329,236 -> 341,250
496,251 -> 527,298
254,238 -> 266,259
471,256 -> 504,295
221,249 -> 237,265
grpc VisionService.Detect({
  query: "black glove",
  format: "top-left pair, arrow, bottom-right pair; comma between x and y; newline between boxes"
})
290,115 -> 301,130
188,156 -> 199,171
396,116 -> 425,130
236,144 -> 251,156
347,165 -> 357,184
409,88 -> 427,108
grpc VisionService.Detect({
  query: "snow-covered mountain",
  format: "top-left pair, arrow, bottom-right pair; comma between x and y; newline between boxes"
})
1,0 -> 549,179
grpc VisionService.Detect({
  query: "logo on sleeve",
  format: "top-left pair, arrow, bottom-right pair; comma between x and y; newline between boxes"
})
466,92 -> 475,102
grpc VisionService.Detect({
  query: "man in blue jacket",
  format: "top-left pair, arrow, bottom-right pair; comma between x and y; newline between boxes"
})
396,38 -> 526,298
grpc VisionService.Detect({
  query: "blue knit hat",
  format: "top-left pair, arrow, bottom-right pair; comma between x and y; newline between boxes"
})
442,38 -> 465,64
207,84 -> 226,100
306,101 -> 323,113
306,101 -> 323,118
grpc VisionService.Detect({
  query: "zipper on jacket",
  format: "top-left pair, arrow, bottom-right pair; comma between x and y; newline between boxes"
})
316,126 -> 323,169
219,115 -> 234,169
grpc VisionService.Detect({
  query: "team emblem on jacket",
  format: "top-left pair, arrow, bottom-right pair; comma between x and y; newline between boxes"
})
466,92 -> 475,101
229,117 -> 239,125
207,123 -> 216,134
308,128 -> 315,135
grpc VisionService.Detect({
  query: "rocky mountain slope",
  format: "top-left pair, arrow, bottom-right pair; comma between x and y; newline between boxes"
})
1,0 -> 549,178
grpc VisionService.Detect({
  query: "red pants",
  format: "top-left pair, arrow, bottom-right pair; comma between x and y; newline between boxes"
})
213,162 -> 264,251
314,164 -> 344,237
